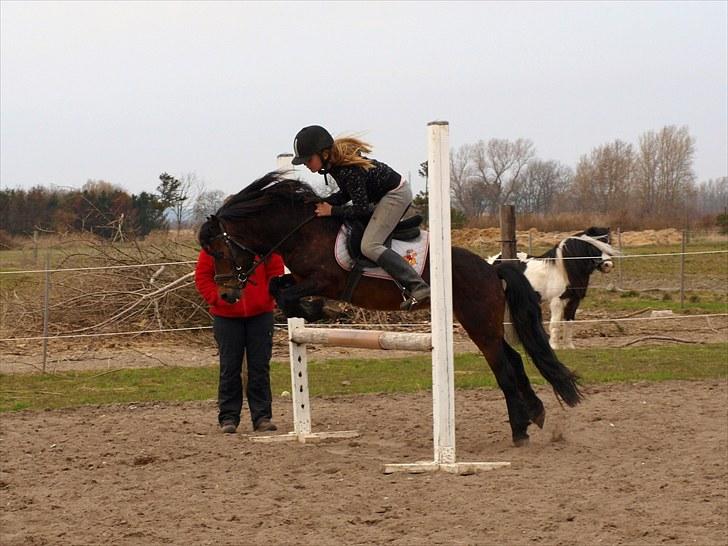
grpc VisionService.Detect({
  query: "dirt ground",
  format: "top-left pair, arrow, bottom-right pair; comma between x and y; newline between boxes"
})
1,380 -> 726,545
2,297 -> 727,545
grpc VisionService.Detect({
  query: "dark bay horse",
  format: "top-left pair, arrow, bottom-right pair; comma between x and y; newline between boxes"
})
198,172 -> 582,445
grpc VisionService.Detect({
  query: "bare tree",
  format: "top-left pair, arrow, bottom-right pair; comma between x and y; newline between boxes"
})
449,145 -> 476,216
191,189 -> 225,225
157,172 -> 204,233
573,140 -> 634,213
695,177 -> 728,215
515,160 -> 573,214
635,125 -> 696,216
469,138 -> 535,214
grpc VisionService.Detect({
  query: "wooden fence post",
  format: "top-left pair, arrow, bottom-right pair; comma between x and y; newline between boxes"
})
499,205 -> 517,345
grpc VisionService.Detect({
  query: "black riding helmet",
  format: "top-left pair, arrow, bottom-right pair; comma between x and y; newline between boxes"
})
291,125 -> 334,165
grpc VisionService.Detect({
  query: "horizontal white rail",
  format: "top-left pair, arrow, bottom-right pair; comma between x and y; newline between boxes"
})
290,326 -> 432,351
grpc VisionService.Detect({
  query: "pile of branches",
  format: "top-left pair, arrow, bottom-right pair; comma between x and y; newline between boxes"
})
2,237 -> 205,340
1,236 -> 429,342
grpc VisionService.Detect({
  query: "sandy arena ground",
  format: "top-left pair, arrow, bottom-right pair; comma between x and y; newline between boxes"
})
1,379 -> 726,545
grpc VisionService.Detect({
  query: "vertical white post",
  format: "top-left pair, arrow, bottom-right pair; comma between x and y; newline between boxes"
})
427,121 -> 456,465
288,318 -> 312,435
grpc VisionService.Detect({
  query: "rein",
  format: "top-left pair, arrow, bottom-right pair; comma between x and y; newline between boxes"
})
213,214 -> 316,287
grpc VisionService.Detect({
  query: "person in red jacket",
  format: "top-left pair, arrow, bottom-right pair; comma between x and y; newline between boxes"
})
195,249 -> 285,433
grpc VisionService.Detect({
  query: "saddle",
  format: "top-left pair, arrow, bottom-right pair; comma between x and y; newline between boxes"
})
340,213 -> 424,303
345,213 -> 423,267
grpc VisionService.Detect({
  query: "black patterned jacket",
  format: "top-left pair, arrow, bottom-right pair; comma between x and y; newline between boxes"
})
324,159 -> 402,219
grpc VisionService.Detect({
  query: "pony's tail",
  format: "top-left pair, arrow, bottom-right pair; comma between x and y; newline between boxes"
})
496,263 -> 583,407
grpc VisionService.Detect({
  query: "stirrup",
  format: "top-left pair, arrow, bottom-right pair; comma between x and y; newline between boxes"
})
400,294 -> 428,311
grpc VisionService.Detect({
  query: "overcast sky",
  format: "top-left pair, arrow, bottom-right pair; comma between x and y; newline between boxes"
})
1,1 -> 726,198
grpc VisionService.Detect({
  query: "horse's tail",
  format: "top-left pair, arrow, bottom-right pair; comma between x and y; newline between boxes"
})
496,262 -> 583,407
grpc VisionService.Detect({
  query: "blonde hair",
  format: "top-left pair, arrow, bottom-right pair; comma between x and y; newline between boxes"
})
327,136 -> 374,170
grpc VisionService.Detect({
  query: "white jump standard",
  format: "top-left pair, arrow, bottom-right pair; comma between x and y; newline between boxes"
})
254,122 -> 510,475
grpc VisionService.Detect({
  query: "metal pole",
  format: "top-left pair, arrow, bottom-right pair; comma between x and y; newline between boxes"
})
33,230 -> 39,263
617,227 -> 623,289
42,248 -> 50,373
680,230 -> 686,308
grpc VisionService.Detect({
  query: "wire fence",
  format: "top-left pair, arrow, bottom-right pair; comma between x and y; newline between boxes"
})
2,249 -> 727,276
1,236 -> 726,372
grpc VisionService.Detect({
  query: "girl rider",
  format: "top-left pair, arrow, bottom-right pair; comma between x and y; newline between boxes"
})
291,125 -> 430,310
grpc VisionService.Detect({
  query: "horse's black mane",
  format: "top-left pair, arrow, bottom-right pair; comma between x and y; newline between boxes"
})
537,227 -> 611,260
217,171 -> 321,220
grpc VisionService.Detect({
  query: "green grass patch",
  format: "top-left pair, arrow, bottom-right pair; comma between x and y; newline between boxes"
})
2,343 -> 726,412
579,288 -> 728,314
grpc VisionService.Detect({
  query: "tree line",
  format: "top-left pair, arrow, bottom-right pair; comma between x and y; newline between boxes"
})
1,124 -> 725,239
0,173 -> 225,239
423,125 -> 726,229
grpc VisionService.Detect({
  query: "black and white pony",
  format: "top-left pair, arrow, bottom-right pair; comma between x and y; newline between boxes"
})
489,227 -> 618,349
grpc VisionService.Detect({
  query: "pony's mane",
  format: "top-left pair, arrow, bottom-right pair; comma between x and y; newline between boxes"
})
537,227 -> 617,260
217,171 -> 321,220
562,227 -> 619,257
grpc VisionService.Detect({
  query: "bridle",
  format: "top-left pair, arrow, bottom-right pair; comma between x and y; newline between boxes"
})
210,222 -> 262,288
209,214 -> 316,288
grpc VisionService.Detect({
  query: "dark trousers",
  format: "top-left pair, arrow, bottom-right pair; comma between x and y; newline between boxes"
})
213,312 -> 274,427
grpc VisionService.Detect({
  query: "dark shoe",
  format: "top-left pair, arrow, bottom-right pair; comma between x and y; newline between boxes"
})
220,420 -> 237,434
254,418 -> 278,432
376,249 -> 430,310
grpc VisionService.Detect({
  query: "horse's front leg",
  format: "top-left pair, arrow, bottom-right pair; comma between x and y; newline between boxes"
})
549,297 -> 566,350
563,297 -> 580,349
270,274 -> 328,322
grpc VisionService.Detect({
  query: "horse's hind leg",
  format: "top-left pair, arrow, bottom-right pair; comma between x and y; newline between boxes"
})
502,341 -> 545,428
452,250 -> 531,445
494,347 -> 532,445
479,337 -> 533,446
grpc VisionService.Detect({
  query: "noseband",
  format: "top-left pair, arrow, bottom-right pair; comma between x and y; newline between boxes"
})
211,221 -> 263,288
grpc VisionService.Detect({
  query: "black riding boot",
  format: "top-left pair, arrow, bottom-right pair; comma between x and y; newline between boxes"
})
376,249 -> 431,310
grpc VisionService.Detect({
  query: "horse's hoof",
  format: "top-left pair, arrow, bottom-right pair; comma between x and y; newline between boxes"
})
513,436 -> 530,447
532,409 -> 546,429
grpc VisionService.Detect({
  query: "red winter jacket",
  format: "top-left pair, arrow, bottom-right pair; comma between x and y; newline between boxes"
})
194,250 -> 284,318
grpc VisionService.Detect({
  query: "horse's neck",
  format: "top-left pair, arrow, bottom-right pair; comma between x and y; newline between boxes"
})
278,217 -> 339,276
560,239 -> 600,293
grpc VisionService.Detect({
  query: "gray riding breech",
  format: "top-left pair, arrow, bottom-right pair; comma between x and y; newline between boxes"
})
360,178 -> 412,262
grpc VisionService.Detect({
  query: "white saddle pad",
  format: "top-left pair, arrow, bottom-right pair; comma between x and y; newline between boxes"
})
334,225 -> 429,279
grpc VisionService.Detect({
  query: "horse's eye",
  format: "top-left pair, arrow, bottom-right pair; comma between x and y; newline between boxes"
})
203,247 -> 223,259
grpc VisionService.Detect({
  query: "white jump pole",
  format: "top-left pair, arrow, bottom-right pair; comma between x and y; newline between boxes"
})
382,121 -> 508,474
259,128 -> 509,474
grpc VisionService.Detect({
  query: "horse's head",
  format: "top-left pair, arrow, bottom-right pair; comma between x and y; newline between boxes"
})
198,215 -> 258,304
582,227 -> 614,273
